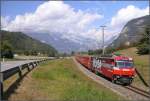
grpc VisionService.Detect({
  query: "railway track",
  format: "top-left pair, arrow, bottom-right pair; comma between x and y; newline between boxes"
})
124,85 -> 150,99
73,57 -> 150,101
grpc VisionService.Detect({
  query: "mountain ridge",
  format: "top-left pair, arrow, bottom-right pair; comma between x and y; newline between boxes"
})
108,15 -> 150,49
1,30 -> 58,56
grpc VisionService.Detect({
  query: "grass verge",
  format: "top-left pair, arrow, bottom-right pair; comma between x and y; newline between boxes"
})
9,59 -> 123,101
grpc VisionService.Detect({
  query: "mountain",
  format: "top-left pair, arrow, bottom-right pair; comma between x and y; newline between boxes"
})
1,30 -> 57,56
24,32 -> 104,53
3,14 -> 147,54
109,15 -> 150,49
24,33 -> 83,53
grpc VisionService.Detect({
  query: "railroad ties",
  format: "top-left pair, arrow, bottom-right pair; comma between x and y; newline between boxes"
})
73,57 -> 150,101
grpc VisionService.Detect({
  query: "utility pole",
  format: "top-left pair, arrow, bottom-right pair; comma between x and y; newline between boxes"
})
148,0 -> 150,87
100,26 -> 106,55
149,0 -> 150,15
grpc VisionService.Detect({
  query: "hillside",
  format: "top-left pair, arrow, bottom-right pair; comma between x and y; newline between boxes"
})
117,47 -> 149,68
1,30 -> 57,56
109,15 -> 150,48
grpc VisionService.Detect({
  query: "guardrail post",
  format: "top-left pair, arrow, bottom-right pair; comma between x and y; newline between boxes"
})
34,62 -> 36,67
18,66 -> 22,78
35,62 -> 38,67
0,73 -> 3,100
27,64 -> 30,72
31,62 -> 35,68
36,61 -> 38,66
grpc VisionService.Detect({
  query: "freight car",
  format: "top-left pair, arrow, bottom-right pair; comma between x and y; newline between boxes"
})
75,54 -> 135,85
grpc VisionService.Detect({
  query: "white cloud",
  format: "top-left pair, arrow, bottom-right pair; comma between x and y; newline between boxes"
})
1,1 -> 104,50
1,1 -> 102,37
109,5 -> 149,33
1,16 -> 10,30
1,2 -> 149,50
100,5 -> 149,45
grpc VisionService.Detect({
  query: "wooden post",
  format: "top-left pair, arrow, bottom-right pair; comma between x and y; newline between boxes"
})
2,56 -> 5,62
18,66 -> 22,78
0,73 -> 3,100
27,64 -> 30,72
34,62 -> 37,67
31,62 -> 35,68
35,62 -> 38,66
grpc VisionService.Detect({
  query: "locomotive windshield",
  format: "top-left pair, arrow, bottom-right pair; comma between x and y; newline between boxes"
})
116,61 -> 133,68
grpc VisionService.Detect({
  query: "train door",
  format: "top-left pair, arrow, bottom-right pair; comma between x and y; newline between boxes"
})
101,59 -> 108,76
88,57 -> 92,69
100,59 -> 113,78
105,59 -> 114,79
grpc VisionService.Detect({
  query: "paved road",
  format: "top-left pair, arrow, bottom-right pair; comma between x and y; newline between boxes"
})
1,60 -> 38,72
73,57 -> 149,101
14,56 -> 55,60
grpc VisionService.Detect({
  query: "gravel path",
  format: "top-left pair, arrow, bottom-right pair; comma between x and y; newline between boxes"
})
73,57 -> 149,101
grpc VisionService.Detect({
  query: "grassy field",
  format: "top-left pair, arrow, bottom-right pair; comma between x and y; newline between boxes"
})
117,47 -> 149,90
9,59 -> 123,101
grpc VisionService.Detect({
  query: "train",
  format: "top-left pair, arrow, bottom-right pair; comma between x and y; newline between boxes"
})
75,53 -> 135,85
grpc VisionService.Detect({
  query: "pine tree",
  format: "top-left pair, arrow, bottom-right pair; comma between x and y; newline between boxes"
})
137,27 -> 150,55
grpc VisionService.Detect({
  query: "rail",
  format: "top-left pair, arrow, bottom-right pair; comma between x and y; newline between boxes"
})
0,57 -> 55,100
73,57 -> 149,100
124,85 -> 150,98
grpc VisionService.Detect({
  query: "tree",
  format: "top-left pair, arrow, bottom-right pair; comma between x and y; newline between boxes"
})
31,50 -> 38,56
24,51 -> 30,56
48,51 -> 56,57
71,51 -> 75,55
1,41 -> 14,58
88,50 -> 93,55
1,30 -> 58,57
137,27 -> 149,55
105,47 -> 116,54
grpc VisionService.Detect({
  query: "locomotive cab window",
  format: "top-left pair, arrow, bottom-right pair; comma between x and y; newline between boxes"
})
116,61 -> 134,68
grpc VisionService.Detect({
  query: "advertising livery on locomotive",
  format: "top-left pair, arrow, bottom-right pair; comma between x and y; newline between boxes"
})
75,53 -> 135,85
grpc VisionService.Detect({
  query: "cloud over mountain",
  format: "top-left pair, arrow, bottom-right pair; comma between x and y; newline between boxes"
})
1,1 -> 103,43
108,5 -> 148,33
1,1 -> 149,52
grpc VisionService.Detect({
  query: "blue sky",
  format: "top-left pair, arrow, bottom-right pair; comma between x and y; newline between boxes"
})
66,1 -> 148,28
1,0 -> 148,26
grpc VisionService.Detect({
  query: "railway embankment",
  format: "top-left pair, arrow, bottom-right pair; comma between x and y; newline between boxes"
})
73,57 -> 150,101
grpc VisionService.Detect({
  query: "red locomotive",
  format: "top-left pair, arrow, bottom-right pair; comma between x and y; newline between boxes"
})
75,53 -> 135,85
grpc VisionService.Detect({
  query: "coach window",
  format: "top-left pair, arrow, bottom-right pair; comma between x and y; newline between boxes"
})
115,62 -> 117,67
111,62 -> 114,68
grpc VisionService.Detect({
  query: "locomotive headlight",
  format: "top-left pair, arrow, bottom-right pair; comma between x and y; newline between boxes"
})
116,75 -> 120,78
129,58 -> 133,60
113,67 -> 119,70
132,76 -> 134,78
